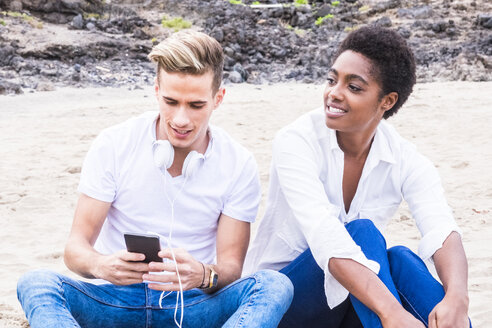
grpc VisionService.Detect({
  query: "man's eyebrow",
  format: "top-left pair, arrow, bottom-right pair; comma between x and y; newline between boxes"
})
162,96 -> 207,104
328,68 -> 338,75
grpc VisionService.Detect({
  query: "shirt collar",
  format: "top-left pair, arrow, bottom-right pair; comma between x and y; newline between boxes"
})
327,123 -> 396,164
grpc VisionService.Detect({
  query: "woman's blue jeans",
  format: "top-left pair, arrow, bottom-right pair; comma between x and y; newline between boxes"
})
279,219 -> 472,328
17,269 -> 293,328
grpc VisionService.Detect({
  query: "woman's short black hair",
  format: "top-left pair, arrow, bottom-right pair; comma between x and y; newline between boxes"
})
333,25 -> 416,119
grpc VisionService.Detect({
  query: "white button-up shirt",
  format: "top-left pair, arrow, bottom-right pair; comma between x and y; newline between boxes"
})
243,107 -> 460,309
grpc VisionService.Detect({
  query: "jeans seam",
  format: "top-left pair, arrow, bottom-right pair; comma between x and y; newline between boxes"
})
153,275 -> 260,309
232,274 -> 260,328
59,281 -> 79,327
396,288 -> 427,326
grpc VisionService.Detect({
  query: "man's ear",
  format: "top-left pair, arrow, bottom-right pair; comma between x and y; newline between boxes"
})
380,92 -> 398,113
213,87 -> 226,109
154,77 -> 159,97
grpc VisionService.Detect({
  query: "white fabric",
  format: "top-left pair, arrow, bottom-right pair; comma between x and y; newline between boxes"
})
243,107 -> 461,309
79,111 -> 261,267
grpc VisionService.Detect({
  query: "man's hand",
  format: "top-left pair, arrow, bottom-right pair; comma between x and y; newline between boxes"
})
428,293 -> 469,328
94,250 -> 150,285
143,248 -> 204,291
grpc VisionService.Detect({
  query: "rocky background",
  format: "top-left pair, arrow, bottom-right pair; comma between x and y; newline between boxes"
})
0,0 -> 490,95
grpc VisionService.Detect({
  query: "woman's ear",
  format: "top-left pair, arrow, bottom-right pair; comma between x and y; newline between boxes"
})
381,92 -> 399,113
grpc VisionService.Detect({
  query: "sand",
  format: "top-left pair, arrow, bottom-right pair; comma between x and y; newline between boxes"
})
0,82 -> 491,327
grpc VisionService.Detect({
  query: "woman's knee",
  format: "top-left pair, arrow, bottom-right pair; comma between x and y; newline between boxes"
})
346,219 -> 386,249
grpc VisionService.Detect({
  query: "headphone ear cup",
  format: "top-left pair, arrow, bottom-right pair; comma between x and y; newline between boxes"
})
153,140 -> 174,169
182,151 -> 204,178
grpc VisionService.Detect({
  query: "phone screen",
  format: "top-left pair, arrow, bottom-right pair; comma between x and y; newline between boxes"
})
124,233 -> 162,263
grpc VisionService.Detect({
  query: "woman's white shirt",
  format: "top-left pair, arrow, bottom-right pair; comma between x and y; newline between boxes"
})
243,107 -> 460,309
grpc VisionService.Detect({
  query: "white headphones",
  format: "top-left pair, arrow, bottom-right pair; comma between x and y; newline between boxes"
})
153,140 -> 204,178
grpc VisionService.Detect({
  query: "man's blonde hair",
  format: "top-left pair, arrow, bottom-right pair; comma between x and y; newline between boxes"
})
148,30 -> 224,93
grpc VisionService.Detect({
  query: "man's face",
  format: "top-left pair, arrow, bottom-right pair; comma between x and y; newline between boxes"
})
154,70 -> 224,154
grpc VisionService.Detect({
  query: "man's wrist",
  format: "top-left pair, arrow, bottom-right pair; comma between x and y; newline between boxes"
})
199,264 -> 210,289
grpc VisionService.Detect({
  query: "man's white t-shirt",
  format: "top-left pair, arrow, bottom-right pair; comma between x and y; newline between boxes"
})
244,107 -> 460,309
79,111 -> 261,265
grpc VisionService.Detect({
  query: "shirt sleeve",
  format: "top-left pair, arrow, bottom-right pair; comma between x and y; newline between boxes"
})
401,149 -> 461,262
78,131 -> 117,203
222,155 -> 261,223
272,129 -> 380,308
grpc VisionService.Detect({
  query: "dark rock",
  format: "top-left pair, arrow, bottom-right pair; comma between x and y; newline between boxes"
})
71,14 -> 84,30
374,16 -> 392,28
478,14 -> 492,29
431,21 -> 447,33
86,22 -> 96,31
0,80 -> 23,95
398,27 -> 411,39
211,28 -> 224,42
228,70 -> 243,83
74,64 -> 81,72
398,6 -> 433,19
233,62 -> 248,80
9,0 -> 22,11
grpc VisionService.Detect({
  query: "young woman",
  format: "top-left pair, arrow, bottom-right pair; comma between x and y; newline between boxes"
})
244,26 -> 471,328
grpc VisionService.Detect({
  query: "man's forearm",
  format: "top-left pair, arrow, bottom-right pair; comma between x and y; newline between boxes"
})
64,236 -> 103,279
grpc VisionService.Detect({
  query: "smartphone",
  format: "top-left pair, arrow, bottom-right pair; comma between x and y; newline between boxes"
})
124,233 -> 162,263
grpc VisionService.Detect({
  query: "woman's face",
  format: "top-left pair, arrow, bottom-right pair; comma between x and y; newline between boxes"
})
323,50 -> 396,136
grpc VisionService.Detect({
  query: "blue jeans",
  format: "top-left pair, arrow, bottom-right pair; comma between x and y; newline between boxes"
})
279,219 -> 471,328
17,269 -> 293,328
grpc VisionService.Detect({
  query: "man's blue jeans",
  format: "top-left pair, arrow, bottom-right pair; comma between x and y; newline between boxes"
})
279,219 -> 472,327
17,269 -> 293,328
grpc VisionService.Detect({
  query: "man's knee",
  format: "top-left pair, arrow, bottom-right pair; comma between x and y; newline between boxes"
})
253,270 -> 294,310
17,269 -> 63,301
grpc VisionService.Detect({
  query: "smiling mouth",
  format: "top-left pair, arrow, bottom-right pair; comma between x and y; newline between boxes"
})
171,127 -> 192,137
325,105 -> 348,115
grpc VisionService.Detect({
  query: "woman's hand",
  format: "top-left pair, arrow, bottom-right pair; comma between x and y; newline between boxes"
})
428,292 -> 469,328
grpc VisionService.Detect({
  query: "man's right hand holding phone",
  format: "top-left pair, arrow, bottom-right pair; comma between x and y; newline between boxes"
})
93,250 -> 151,285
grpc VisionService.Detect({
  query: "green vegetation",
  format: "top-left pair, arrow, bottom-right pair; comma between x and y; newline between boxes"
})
252,1 -> 260,4
294,0 -> 308,7
294,27 -> 307,37
0,19 -> 5,26
83,13 -> 101,20
315,14 -> 334,26
161,15 -> 192,31
151,37 -> 158,44
358,5 -> 370,13
228,0 -> 243,4
331,1 -> 340,6
1,11 -> 43,28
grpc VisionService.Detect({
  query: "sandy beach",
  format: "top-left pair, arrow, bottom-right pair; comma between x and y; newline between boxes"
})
0,82 -> 491,327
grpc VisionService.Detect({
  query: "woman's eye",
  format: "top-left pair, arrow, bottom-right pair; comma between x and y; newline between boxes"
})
327,77 -> 336,85
349,84 -> 362,92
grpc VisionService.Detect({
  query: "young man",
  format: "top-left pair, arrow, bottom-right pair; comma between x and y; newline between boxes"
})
244,26 -> 470,328
17,30 -> 293,328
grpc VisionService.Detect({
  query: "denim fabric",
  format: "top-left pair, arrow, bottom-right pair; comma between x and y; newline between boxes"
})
17,269 -> 293,328
279,219 -> 471,328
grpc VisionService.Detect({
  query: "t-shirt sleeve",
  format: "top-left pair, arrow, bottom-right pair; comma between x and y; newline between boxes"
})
78,131 -> 117,203
402,148 -> 461,262
222,155 -> 261,223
